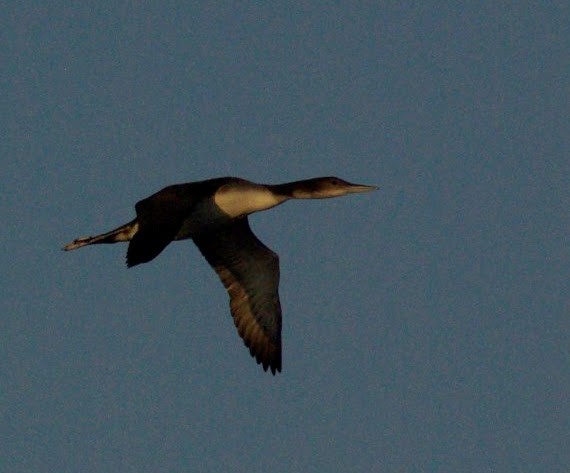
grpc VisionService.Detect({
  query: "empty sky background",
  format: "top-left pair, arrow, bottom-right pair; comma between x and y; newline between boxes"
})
3,2 -> 569,472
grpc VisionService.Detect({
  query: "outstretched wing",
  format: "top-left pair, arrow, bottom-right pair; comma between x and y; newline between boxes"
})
127,184 -> 197,267
193,218 -> 282,374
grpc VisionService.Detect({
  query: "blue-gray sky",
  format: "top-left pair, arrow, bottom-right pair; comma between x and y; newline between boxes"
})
3,2 -> 569,472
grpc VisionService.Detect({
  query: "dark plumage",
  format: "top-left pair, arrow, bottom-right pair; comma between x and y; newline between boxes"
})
63,176 -> 376,374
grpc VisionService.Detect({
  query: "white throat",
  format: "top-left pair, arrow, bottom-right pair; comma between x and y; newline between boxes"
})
213,183 -> 286,218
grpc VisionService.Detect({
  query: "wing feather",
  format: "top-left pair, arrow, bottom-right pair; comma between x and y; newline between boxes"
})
126,184 -> 198,267
193,218 -> 282,374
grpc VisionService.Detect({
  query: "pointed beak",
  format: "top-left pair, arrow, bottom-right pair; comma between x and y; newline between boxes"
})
347,182 -> 378,194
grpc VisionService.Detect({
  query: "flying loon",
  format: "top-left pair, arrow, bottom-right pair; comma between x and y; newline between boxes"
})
63,177 -> 377,374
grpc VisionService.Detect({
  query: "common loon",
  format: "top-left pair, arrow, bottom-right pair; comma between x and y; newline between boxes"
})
63,177 -> 377,374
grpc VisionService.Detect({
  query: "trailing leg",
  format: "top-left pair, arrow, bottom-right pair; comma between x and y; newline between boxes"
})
63,219 -> 139,251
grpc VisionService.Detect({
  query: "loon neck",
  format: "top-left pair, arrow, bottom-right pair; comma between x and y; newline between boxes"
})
213,181 -> 289,218
267,179 -> 332,199
213,177 -> 374,218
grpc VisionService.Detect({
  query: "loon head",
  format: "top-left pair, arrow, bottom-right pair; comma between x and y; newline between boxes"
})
278,177 -> 378,199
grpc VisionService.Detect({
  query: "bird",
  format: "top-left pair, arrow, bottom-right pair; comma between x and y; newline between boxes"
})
63,176 -> 377,374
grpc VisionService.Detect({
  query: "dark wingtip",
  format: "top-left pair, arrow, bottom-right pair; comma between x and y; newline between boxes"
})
261,357 -> 282,375
125,256 -> 137,268
125,229 -> 173,268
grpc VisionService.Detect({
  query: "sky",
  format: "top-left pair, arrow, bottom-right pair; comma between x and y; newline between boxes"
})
2,2 -> 569,472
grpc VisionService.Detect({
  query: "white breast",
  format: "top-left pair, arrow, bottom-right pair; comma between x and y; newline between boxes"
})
214,183 -> 285,218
